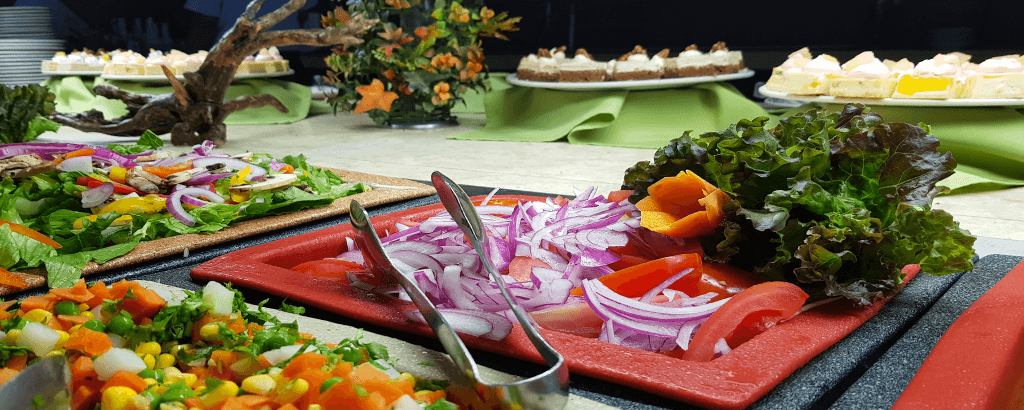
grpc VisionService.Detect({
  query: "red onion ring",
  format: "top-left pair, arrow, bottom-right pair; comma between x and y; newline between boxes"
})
167,187 -> 225,226
81,182 -> 115,208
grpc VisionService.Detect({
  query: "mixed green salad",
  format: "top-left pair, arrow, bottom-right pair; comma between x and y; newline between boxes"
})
0,132 -> 369,289
623,104 -> 976,304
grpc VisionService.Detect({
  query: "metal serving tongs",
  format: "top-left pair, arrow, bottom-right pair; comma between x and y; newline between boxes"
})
349,183 -> 570,410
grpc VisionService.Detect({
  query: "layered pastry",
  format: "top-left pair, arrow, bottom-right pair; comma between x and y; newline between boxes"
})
103,50 -> 146,75
43,50 -> 107,73
516,48 -> 559,81
892,53 -> 965,99
611,45 -> 665,81
665,44 -> 716,78
961,56 -> 1024,98
765,48 -> 843,95
709,41 -> 745,74
557,48 -> 606,82
830,51 -> 899,98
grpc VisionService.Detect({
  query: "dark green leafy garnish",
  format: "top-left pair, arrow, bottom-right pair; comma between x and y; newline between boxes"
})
623,104 -> 976,305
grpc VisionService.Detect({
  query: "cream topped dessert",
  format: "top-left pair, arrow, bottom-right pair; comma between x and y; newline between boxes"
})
962,56 -> 1024,98
612,45 -> 663,81
765,51 -> 842,95
893,53 -> 966,99
557,48 -> 606,82
831,52 -> 898,98
709,41 -> 744,74
665,44 -> 715,78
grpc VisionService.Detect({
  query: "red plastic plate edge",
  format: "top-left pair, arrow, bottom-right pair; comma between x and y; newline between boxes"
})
192,195 -> 904,410
892,260 -> 1024,409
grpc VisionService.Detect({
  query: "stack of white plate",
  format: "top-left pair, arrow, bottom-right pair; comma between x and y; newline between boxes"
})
0,7 -> 53,39
0,7 -> 62,86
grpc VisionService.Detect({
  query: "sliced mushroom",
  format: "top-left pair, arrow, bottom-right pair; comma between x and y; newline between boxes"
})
125,167 -> 166,193
229,173 -> 297,193
133,151 -> 175,163
0,154 -> 49,177
5,162 -> 58,179
231,152 -> 255,162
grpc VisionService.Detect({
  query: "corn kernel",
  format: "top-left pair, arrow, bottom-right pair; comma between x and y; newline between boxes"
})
142,354 -> 156,370
23,309 -> 53,323
156,354 -> 176,369
143,378 -> 159,386
159,402 -> 187,410
274,378 -> 309,405
135,342 -> 162,356
179,373 -> 198,388
150,384 -> 168,395
4,329 -> 21,345
54,330 -> 70,348
76,303 -> 90,311
307,405 -> 324,410
199,380 -> 239,407
68,325 -> 82,333
101,386 -> 137,410
240,374 -> 276,395
199,323 -> 220,340
109,166 -> 128,182
79,311 -> 95,321
45,350 -> 64,357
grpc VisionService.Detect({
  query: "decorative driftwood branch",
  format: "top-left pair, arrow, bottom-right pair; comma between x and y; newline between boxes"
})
52,0 -> 376,146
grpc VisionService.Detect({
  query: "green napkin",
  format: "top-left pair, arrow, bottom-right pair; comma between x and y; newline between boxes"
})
451,81 -> 769,149
791,103 -> 1024,194
451,72 -> 513,114
44,76 -> 313,125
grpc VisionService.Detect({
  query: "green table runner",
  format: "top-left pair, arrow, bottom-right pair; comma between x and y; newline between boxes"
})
44,76 -> 313,125
452,78 -> 768,148
784,104 -> 1024,194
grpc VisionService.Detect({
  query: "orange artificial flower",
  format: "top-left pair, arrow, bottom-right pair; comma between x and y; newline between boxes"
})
415,26 -> 429,37
353,79 -> 399,114
384,0 -> 411,9
480,7 -> 495,23
448,3 -> 470,23
383,69 -> 395,80
431,82 -> 451,105
398,83 -> 412,95
320,7 -> 351,27
430,53 -> 463,70
377,25 -> 414,57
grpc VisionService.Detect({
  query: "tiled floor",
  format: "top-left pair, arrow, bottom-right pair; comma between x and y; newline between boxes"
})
45,112 -> 1024,244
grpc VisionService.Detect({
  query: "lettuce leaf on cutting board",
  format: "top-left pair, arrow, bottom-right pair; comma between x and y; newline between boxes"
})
623,104 -> 976,305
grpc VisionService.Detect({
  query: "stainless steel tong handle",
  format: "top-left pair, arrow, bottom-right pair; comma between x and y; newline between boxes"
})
430,172 -> 570,409
349,195 -> 569,410
349,200 -> 480,377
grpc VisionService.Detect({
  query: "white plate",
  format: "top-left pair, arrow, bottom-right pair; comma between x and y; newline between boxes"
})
507,69 -> 755,91
758,85 -> 1024,108
35,131 -> 140,145
102,69 -> 294,83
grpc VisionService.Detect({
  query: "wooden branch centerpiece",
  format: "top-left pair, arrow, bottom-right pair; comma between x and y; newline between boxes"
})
52,0 -> 376,146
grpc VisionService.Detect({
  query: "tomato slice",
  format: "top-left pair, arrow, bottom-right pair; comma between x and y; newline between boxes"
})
506,256 -> 551,282
606,190 -> 633,203
291,259 -> 367,277
570,253 -> 703,297
697,263 -> 764,302
682,281 -> 809,362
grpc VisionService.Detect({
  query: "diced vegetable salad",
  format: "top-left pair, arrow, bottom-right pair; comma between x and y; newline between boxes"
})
0,131 -> 369,289
0,279 -> 457,410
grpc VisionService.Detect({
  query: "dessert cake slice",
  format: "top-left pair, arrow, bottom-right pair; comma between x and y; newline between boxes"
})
612,45 -> 663,81
558,48 -> 606,82
765,48 -> 842,95
830,51 -> 899,98
665,44 -> 715,78
709,41 -> 744,74
962,56 -> 1024,99
892,54 -> 966,99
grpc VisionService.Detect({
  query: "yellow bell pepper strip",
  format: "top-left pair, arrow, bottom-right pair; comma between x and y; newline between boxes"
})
72,214 -> 134,230
108,167 -> 128,183
0,219 -> 62,249
229,166 -> 252,203
98,196 -> 166,215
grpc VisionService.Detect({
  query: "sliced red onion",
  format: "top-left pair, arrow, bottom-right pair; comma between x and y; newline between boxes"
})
405,308 -> 513,340
192,157 -> 266,182
0,143 -> 136,168
59,155 -> 93,173
167,187 -> 225,226
81,182 -> 115,208
188,171 -> 233,185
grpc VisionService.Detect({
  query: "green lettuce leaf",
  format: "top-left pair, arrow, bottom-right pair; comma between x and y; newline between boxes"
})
624,104 -> 975,305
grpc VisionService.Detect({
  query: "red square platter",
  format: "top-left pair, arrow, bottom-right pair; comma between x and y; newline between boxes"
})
192,195 -> 911,409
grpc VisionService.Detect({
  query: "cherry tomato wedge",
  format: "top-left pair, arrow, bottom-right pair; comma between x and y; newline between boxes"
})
291,259 -> 367,277
570,253 -> 702,298
682,281 -> 808,362
606,190 -> 633,203
76,176 -> 141,195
